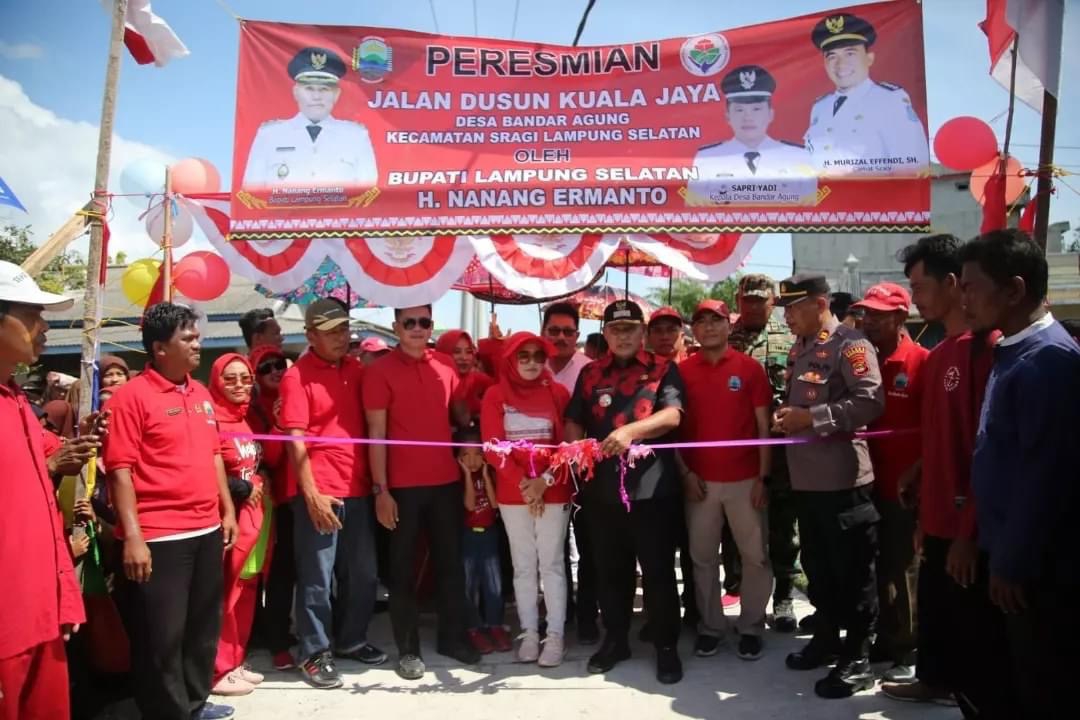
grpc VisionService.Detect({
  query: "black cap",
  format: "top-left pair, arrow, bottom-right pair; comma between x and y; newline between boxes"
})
721,65 -> 776,102
811,13 -> 876,51
288,47 -> 347,84
775,273 -> 831,307
603,300 -> 645,326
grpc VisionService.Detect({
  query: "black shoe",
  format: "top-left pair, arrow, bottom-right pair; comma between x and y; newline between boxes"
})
785,636 -> 840,671
694,634 -> 721,657
301,651 -> 343,689
637,622 -> 653,644
577,620 -> 601,646
437,642 -> 481,666
798,612 -> 817,632
737,634 -> 763,661
396,654 -> 425,680
769,599 -> 798,633
336,643 -> 388,666
656,646 -> 683,684
587,640 -> 631,674
814,659 -> 876,699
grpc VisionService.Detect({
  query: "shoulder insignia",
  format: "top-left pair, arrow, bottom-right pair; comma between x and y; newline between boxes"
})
813,92 -> 832,105
699,140 -> 726,152
260,119 -> 286,127
842,343 -> 870,377
780,139 -> 807,149
876,81 -> 901,91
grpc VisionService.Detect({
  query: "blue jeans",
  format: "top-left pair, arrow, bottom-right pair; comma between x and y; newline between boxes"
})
462,525 -> 503,629
292,496 -> 377,661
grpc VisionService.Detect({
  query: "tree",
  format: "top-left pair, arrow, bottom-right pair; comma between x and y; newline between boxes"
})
0,224 -> 86,293
646,275 -> 742,319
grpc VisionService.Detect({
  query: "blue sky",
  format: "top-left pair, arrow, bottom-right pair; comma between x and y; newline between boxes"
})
1,0 -> 1077,334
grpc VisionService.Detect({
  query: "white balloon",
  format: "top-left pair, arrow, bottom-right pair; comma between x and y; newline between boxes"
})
119,158 -> 168,207
145,200 -> 194,248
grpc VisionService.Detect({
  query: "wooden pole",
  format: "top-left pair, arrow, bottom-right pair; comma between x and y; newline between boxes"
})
162,167 -> 174,301
1033,91 -> 1058,253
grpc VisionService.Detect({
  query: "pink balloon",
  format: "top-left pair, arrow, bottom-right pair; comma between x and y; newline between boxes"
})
934,117 -> 999,171
170,157 -> 221,194
174,251 -> 231,301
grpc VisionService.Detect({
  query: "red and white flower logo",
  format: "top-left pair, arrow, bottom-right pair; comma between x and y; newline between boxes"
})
680,34 -> 730,77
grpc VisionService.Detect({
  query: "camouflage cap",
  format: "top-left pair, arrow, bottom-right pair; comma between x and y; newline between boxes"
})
737,273 -> 777,299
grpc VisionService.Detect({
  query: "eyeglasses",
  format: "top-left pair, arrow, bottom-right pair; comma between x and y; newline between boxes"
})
545,326 -> 577,337
257,358 -> 287,375
222,374 -> 254,386
401,317 -> 434,330
516,350 -> 547,364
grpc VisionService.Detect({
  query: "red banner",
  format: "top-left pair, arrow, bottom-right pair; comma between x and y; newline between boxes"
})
231,0 -> 929,240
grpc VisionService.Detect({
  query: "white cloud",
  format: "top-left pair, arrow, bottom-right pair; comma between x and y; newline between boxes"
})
0,41 -> 45,60
0,74 -> 212,262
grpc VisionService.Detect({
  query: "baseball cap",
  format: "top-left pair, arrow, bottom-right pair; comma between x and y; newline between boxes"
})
852,282 -> 912,313
359,337 -> 390,353
0,260 -> 74,310
304,298 -> 350,331
602,300 -> 645,326
648,306 -> 684,326
692,299 -> 731,321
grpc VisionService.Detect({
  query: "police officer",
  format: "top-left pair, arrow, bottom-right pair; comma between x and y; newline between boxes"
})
243,47 -> 378,189
727,274 -> 801,633
773,273 -> 884,700
688,65 -> 817,207
803,14 -> 929,177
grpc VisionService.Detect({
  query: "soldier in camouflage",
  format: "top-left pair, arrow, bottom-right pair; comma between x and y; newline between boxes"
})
727,274 -> 801,633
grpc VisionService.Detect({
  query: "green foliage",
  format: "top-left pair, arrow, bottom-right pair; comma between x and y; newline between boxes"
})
646,275 -> 742,319
0,224 -> 86,293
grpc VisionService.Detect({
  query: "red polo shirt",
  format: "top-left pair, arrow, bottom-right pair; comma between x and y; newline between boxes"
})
679,348 -> 771,482
363,348 -> 459,489
278,352 -> 369,499
1,380 -> 85,660
867,335 -> 928,503
102,366 -> 222,541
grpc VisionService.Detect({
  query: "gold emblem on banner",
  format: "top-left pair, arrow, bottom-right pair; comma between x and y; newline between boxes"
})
311,52 -> 327,70
825,16 -> 844,34
384,238 -> 417,264
276,164 -> 289,179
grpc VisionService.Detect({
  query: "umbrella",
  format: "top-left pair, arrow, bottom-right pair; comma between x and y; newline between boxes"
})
451,257 -> 595,305
553,284 -> 656,321
255,257 -> 381,308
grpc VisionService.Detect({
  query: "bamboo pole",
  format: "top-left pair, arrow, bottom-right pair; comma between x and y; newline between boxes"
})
162,167 -> 174,301
1033,91 -> 1057,253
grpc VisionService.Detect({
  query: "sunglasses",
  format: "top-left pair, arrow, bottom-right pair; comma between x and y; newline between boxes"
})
222,374 -> 254,386
545,326 -> 577,337
401,317 -> 434,330
516,350 -> 547,364
257,357 -> 287,375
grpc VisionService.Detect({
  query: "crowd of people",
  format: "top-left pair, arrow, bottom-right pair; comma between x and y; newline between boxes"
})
2,227 -> 1078,719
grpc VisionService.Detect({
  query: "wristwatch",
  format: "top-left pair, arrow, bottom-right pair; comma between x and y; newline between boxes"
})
542,471 -> 556,487
372,483 -> 384,496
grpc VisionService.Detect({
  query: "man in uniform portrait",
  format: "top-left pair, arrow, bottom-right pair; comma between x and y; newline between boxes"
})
687,65 -> 816,206
804,14 -> 929,177
243,47 -> 378,189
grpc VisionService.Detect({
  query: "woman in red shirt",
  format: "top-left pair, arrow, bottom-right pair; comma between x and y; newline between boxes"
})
209,353 -> 267,697
480,332 -> 571,668
436,329 -> 494,423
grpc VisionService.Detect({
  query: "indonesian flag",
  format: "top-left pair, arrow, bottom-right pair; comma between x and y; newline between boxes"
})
979,0 -> 1064,113
105,0 -> 189,67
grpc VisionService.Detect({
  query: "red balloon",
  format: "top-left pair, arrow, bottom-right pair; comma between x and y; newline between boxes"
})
174,251 -> 231,301
170,158 -> 221,194
969,155 -> 1026,206
934,116 -> 999,171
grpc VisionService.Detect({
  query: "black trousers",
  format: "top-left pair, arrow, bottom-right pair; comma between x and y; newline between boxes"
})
261,502 -> 296,654
875,498 -> 918,664
387,483 -> 468,656
1003,580 -> 1079,719
795,486 -> 878,653
120,529 -> 223,720
567,504 -> 599,627
674,506 -> 699,621
589,497 -> 680,648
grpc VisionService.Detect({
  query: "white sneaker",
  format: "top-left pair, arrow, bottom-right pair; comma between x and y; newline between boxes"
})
211,669 -> 255,696
237,664 -> 264,685
538,632 -> 564,667
516,630 -> 540,663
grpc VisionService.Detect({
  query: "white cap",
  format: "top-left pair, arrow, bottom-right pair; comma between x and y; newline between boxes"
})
0,260 -> 75,310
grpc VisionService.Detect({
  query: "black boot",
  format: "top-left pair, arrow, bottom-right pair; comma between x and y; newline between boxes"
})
587,637 -> 631,674
814,633 -> 874,699
785,626 -> 840,671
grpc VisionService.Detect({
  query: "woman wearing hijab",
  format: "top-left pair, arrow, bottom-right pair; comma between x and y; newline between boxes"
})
481,332 -> 572,668
100,355 -> 130,388
208,353 -> 267,697
42,398 -> 75,438
436,329 -> 494,423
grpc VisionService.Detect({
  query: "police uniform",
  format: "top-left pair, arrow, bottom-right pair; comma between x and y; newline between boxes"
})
775,273 -> 885,699
687,65 -> 817,206
803,14 -> 929,177
242,48 -> 378,189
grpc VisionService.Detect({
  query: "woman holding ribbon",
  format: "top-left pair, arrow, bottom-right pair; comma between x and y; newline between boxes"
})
480,332 -> 571,667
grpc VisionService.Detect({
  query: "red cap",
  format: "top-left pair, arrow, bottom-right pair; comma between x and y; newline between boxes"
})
648,306 -> 684,325
359,337 -> 390,353
692,299 -> 731,320
852,282 -> 911,313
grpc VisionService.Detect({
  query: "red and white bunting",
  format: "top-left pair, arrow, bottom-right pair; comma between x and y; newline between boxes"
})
470,234 -> 621,298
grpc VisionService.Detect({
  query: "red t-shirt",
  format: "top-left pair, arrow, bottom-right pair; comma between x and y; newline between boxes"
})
453,370 -> 495,420
363,348 -> 459,489
464,469 -> 496,528
102,366 -> 222,541
919,331 -> 996,539
1,381 -> 85,659
868,336 -> 928,503
278,352 -> 369,499
679,348 -> 771,482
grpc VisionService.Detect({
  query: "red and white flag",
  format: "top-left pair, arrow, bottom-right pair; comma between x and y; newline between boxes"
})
102,0 -> 189,67
979,0 -> 1064,113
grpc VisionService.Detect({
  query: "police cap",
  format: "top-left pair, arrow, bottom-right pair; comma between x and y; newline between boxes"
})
721,65 -> 776,103
775,273 -> 831,307
288,47 -> 347,85
811,13 -> 876,52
